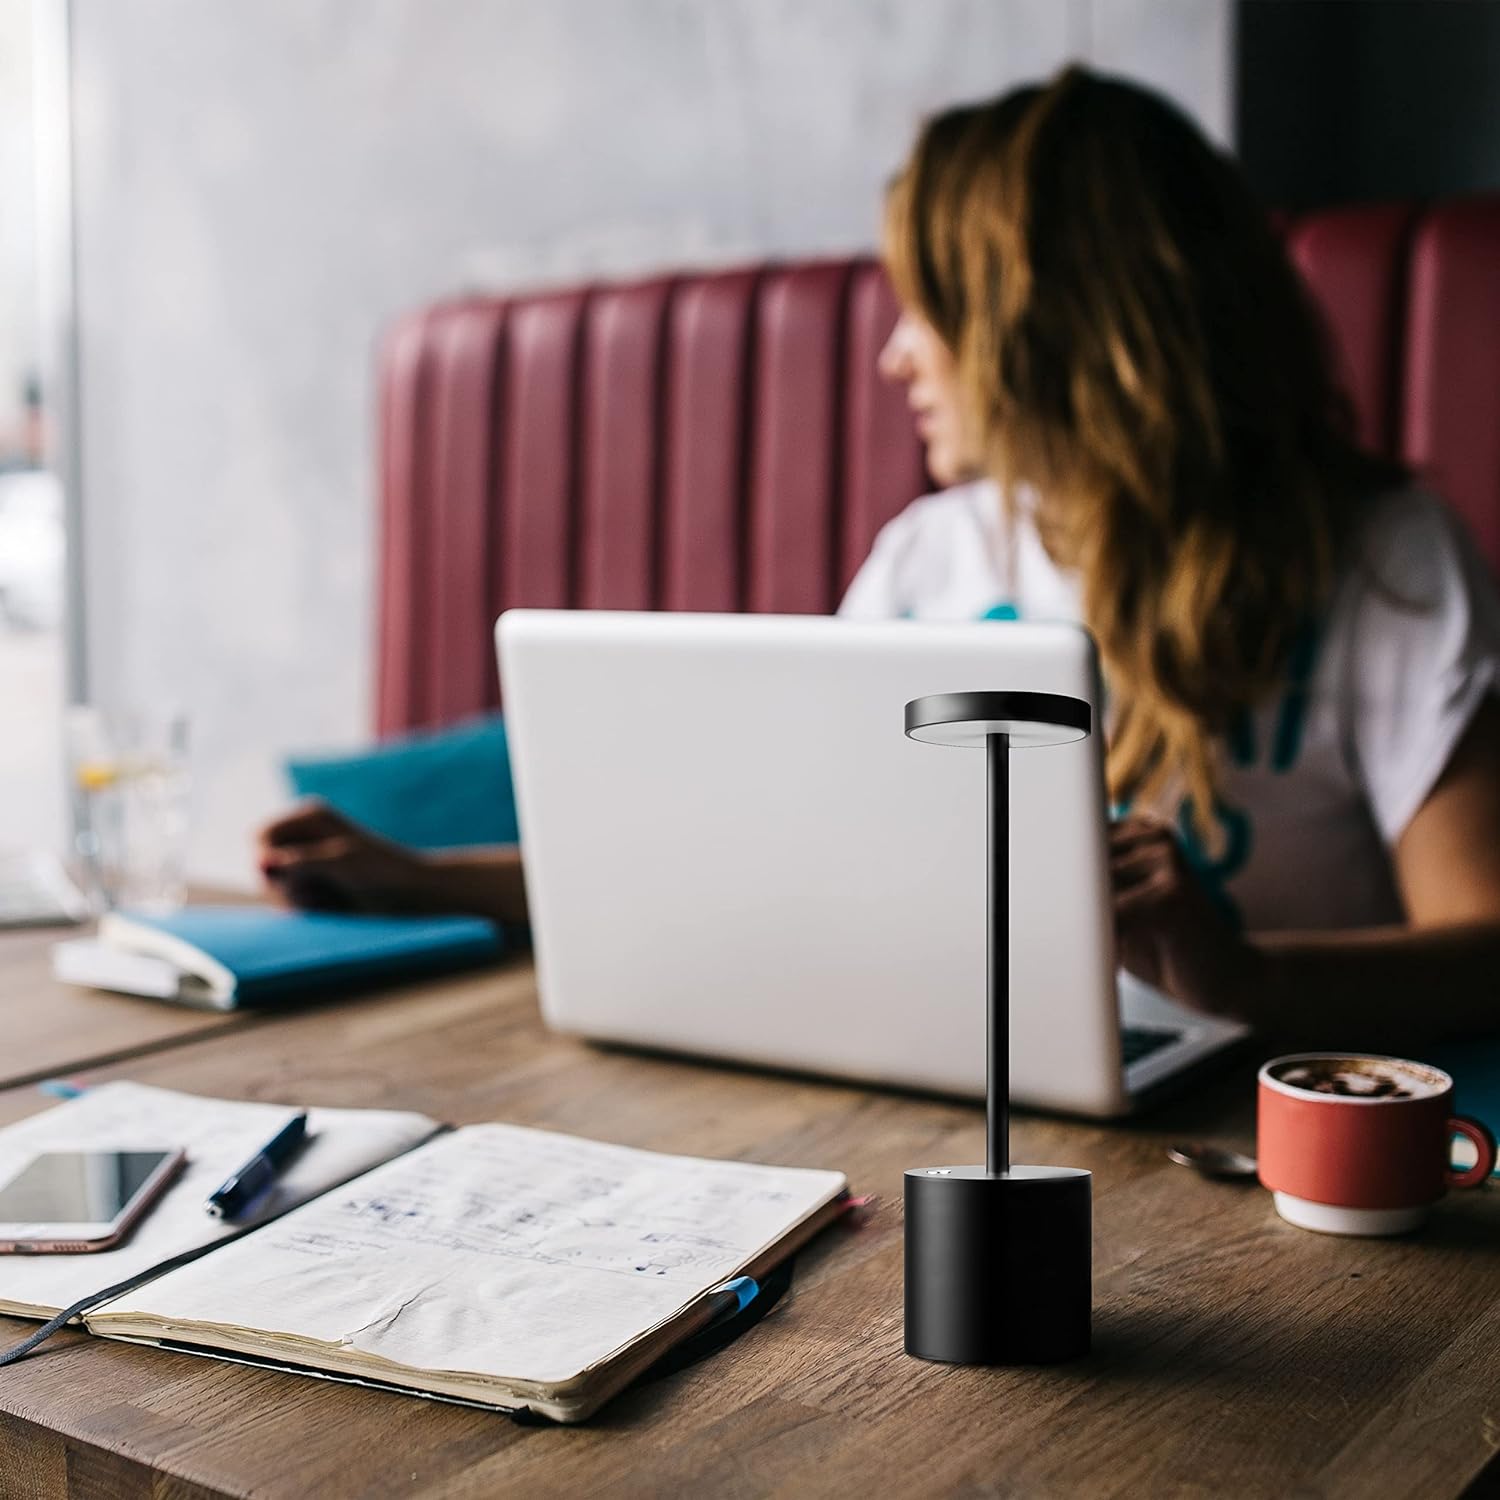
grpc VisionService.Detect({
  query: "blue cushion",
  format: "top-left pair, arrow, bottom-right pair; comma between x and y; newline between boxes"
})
284,714 -> 518,851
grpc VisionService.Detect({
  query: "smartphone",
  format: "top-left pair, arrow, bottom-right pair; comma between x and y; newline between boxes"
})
0,1148 -> 188,1253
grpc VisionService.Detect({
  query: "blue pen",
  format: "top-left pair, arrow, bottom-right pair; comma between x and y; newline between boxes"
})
704,1276 -> 759,1324
206,1112 -> 309,1220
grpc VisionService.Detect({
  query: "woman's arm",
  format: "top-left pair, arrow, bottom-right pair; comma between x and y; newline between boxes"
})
1114,699 -> 1500,1047
423,846 -> 529,928
1255,695 -> 1500,1045
1249,921 -> 1500,1049
258,802 -> 529,927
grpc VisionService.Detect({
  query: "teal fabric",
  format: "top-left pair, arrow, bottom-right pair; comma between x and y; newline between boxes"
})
1425,1040 -> 1500,1176
1269,619 -> 1321,772
1175,797 -> 1250,933
284,713 -> 518,851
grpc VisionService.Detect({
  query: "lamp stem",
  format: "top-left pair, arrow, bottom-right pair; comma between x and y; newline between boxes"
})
987,730 -> 1009,1176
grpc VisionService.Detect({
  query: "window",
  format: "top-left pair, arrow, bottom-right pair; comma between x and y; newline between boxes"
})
0,0 -> 66,858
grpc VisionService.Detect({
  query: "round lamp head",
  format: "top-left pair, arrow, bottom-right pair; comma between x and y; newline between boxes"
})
904,691 -> 1091,749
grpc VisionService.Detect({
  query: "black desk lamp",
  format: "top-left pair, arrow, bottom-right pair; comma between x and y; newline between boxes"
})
902,691 -> 1094,1365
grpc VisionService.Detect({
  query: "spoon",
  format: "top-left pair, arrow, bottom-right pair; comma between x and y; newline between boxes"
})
1166,1142 -> 1259,1180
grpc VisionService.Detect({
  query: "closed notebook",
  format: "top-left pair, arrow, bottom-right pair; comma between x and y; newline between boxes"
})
52,906 -> 504,1010
88,1124 -> 849,1422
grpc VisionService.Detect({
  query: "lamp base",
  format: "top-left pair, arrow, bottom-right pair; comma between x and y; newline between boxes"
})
904,1164 -> 1091,1365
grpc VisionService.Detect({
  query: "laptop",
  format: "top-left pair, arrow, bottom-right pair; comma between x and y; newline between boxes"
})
497,610 -> 1247,1117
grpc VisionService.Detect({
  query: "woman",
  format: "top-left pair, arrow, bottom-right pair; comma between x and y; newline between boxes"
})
263,67 -> 1500,1043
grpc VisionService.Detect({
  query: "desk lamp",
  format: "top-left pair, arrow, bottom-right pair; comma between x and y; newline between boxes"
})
902,691 -> 1093,1365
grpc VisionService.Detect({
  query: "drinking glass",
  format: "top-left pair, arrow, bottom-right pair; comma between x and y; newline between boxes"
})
65,707 -> 190,914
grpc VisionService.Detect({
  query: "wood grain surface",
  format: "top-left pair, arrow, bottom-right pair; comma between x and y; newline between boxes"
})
0,955 -> 1498,1499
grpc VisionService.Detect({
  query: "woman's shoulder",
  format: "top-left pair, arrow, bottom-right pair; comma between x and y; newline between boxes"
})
837,479 -> 1005,619
1323,480 -> 1500,685
1346,486 -> 1490,599
1325,485 -> 1500,660
1321,484 -> 1500,846
878,478 -> 1000,544
853,478 -> 1003,586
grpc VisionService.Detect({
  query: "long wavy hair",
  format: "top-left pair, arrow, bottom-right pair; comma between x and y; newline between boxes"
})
885,66 -> 1405,832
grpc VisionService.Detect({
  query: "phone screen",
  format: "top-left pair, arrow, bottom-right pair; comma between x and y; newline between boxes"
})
0,1150 -> 178,1226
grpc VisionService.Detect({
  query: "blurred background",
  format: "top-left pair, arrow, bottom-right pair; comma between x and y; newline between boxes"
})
2,0 -> 1498,892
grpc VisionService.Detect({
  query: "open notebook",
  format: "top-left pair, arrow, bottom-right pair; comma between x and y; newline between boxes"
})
0,1088 -> 848,1423
0,1083 -> 440,1321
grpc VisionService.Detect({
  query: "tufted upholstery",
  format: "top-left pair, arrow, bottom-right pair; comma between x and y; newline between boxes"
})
376,196 -> 1500,734
1285,196 -> 1500,573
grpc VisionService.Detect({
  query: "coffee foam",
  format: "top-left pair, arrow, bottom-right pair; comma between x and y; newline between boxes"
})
1265,1054 -> 1447,1102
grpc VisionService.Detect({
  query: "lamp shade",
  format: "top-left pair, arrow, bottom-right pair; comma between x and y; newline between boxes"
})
903,691 -> 1091,749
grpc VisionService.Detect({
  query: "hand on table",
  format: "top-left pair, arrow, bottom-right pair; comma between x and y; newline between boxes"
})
1110,815 -> 1261,1018
257,802 -> 434,915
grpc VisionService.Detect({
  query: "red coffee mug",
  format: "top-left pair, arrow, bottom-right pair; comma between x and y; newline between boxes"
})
1258,1053 -> 1496,1236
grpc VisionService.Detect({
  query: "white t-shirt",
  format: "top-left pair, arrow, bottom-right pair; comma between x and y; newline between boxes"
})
838,480 -> 1500,933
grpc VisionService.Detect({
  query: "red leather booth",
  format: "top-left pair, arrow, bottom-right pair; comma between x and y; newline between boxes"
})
376,195 -> 1500,736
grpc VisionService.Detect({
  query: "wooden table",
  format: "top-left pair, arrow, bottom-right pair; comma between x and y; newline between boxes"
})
1,956 -> 1499,1498
0,923 -> 247,1090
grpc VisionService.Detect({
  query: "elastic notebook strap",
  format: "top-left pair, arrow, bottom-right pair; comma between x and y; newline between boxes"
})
0,1122 -> 455,1369
0,1220 -> 265,1368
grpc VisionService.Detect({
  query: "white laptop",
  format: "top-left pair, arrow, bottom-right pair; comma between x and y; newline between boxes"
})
497,611 -> 1247,1118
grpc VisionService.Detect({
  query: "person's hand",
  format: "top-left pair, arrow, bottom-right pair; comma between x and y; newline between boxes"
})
1110,814 -> 1262,1017
257,801 -> 435,915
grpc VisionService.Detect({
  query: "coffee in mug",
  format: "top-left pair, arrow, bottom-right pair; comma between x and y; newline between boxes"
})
1258,1052 -> 1495,1236
1271,1057 -> 1416,1099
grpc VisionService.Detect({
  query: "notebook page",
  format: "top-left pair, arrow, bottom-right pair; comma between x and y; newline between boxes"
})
0,1082 -> 439,1318
92,1124 -> 846,1387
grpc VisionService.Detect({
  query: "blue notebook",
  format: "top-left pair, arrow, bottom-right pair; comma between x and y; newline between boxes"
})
53,906 -> 504,1010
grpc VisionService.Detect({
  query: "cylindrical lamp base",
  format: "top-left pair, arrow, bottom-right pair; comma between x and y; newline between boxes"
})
904,1165 -> 1091,1365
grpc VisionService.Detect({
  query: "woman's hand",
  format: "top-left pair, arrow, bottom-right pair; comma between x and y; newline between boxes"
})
257,802 -> 530,927
257,802 -> 436,914
1110,815 -> 1262,1017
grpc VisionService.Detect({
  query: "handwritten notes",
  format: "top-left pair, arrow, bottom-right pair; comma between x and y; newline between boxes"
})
93,1124 -> 846,1389
0,1082 -> 438,1318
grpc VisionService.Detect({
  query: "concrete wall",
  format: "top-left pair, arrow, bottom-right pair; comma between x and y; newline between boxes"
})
70,0 -> 1233,885
0,0 -> 38,445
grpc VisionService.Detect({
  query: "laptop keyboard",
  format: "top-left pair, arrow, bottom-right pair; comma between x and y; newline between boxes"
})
1120,1024 -> 1182,1066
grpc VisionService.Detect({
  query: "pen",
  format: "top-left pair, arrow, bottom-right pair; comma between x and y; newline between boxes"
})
206,1112 -> 309,1220
703,1275 -> 759,1325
